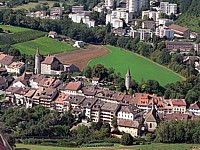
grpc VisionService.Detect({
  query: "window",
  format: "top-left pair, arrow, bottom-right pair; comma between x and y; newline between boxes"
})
150,123 -> 152,128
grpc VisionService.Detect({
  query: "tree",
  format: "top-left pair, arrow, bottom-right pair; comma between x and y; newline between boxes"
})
121,133 -> 134,145
111,116 -> 117,129
53,2 -> 60,7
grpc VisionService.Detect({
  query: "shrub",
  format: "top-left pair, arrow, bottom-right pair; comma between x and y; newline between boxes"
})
82,143 -> 114,147
120,133 -> 134,145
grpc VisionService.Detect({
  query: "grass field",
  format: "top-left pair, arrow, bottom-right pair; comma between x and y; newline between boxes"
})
12,1 -> 57,10
88,46 -> 185,86
13,37 -> 77,55
16,143 -> 200,150
0,25 -> 31,33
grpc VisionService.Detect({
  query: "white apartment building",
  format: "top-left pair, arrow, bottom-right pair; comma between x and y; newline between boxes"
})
160,2 -> 177,15
68,12 -> 95,28
158,18 -> 174,27
105,0 -> 114,8
106,9 -> 132,28
130,29 -> 152,41
142,10 -> 160,22
156,26 -> 174,39
127,0 -> 147,13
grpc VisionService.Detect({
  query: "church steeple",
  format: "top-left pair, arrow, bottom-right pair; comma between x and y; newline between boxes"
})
125,68 -> 131,90
34,48 -> 41,74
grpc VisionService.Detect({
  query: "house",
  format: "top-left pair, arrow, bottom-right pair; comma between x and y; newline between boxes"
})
92,77 -> 100,85
6,61 -> 25,74
165,41 -> 193,53
117,119 -> 142,137
48,31 -> 58,38
171,99 -> 187,114
117,104 -> 144,121
59,82 -> 82,95
0,53 -> 14,68
54,93 -> 70,112
72,6 -> 84,13
50,7 -> 63,16
41,56 -> 64,75
81,98 -> 98,119
73,41 -> 85,48
100,102 -> 119,125
5,86 -> 21,103
91,99 -> 105,122
14,87 -> 30,105
163,113 -> 189,122
144,108 -> 159,132
33,87 -> 58,108
64,95 -> 85,111
24,89 -> 36,108
188,101 -> 200,116
169,24 -> 190,38
29,74 -> 45,89
12,72 -> 32,88
142,21 -> 156,30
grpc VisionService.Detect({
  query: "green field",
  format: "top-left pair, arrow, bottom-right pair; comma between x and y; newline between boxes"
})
13,37 -> 76,55
16,143 -> 200,150
12,1 -> 57,10
88,46 -> 185,85
0,25 -> 31,33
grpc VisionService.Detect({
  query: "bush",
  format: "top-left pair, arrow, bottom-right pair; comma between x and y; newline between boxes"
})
82,143 -> 114,147
120,133 -> 134,145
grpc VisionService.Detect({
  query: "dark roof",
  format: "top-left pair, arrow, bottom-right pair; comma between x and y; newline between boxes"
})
164,113 -> 189,122
189,101 -> 200,110
145,108 -> 159,122
41,56 -> 61,65
0,55 -> 14,65
66,95 -> 85,105
118,119 -> 140,128
81,98 -> 98,108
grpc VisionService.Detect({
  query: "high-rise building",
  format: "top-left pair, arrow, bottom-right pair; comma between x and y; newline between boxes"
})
160,2 -> 177,15
34,48 -> 41,74
127,0 -> 149,13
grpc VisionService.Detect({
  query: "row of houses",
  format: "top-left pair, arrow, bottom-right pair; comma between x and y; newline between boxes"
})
1,72 -> 200,137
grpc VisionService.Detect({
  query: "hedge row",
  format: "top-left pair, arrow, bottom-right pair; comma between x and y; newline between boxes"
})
0,30 -> 46,45
82,143 -> 114,147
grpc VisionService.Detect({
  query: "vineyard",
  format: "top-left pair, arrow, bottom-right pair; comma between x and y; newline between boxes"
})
0,30 -> 46,45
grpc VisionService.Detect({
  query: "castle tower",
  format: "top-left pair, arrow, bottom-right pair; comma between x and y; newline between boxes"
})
125,68 -> 132,90
34,48 -> 41,74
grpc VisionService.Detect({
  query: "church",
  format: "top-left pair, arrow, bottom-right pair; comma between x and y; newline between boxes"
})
34,49 -> 79,75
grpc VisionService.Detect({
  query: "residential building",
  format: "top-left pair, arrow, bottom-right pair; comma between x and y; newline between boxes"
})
160,2 -> 177,15
163,113 -> 189,122
29,74 -> 45,89
12,72 -> 32,88
171,99 -> 187,114
6,61 -> 25,74
165,41 -> 193,53
92,77 -> 100,85
142,21 -> 156,30
55,93 -> 70,112
142,10 -> 160,22
130,29 -> 152,41
0,53 -> 14,68
24,89 -> 36,108
48,31 -> 58,39
188,101 -> 200,116
127,0 -> 149,13
105,0 -> 114,8
158,18 -> 174,27
156,26 -> 174,39
81,98 -> 98,119
59,82 -> 82,95
50,7 -> 63,16
169,24 -> 190,38
117,119 -> 142,137
91,99 -> 105,122
72,6 -> 84,13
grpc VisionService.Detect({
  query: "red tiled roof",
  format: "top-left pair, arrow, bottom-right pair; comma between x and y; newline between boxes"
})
65,82 -> 81,91
172,99 -> 186,106
169,24 -> 189,33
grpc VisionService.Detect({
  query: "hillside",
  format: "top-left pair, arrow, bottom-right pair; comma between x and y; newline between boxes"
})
88,46 -> 184,86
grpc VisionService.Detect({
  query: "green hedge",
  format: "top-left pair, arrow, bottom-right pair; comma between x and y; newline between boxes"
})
0,30 -> 46,45
82,143 -> 114,147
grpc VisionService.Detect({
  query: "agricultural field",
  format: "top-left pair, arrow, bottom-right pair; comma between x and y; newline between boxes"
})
15,143 -> 200,150
13,37 -> 77,55
12,1 -> 56,10
88,46 -> 185,86
0,25 -> 31,33
56,45 -> 110,70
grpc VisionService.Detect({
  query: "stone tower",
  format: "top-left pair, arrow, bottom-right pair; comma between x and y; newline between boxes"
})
34,48 -> 41,74
125,68 -> 132,90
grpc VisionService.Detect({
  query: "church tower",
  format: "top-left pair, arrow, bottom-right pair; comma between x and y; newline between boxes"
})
34,48 -> 41,74
125,68 -> 132,90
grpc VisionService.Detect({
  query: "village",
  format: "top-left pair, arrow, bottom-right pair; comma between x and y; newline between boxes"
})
0,48 -> 199,138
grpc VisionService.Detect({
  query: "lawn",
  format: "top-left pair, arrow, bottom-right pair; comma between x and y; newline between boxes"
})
0,25 -> 31,33
88,45 -> 185,86
13,37 -> 77,55
15,143 -> 200,150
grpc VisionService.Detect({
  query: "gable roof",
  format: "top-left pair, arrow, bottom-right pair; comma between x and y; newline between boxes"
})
169,24 -> 189,33
189,101 -> 200,110
172,99 -> 186,106
41,56 -> 61,65
65,82 -> 82,91
145,108 -> 158,122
